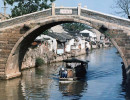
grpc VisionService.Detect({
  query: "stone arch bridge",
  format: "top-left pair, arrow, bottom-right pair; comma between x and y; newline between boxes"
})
0,4 -> 130,81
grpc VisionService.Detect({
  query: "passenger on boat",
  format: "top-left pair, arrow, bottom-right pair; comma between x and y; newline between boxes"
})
60,68 -> 64,78
60,68 -> 68,78
64,70 -> 68,78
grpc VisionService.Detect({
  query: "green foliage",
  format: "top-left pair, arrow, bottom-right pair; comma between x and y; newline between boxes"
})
36,68 -> 45,75
62,22 -> 91,33
5,0 -> 55,17
42,29 -> 50,35
103,31 -> 111,38
35,57 -> 44,67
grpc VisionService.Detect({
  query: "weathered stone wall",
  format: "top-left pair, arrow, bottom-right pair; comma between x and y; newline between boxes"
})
21,43 -> 87,70
21,44 -> 55,69
0,6 -> 129,80
0,7 -> 129,29
81,8 -> 130,27
0,9 -> 52,29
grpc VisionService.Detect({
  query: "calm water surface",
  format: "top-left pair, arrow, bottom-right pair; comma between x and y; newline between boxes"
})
0,47 -> 129,100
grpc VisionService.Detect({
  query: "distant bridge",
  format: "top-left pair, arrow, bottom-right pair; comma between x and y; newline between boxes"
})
0,3 -> 130,81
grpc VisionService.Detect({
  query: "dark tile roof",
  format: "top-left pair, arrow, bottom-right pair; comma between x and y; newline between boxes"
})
67,32 -> 89,37
48,32 -> 73,42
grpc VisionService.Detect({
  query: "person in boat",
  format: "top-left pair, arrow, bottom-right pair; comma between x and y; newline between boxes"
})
64,70 -> 68,78
60,67 -> 68,78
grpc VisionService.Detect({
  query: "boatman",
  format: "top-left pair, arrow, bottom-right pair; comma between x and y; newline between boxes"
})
64,70 -> 68,78
60,68 -> 65,78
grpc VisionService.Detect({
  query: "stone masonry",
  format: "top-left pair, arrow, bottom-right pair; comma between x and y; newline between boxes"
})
0,4 -> 129,81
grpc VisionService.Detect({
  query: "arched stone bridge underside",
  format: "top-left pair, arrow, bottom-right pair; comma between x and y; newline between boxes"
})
0,4 -> 130,81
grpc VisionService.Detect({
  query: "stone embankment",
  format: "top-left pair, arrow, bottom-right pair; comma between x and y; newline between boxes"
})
21,44 -> 87,69
21,42 -> 112,70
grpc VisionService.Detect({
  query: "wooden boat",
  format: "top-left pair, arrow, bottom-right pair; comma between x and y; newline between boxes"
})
59,58 -> 89,82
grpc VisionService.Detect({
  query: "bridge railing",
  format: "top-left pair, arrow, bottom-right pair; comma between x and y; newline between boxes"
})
0,3 -> 130,29
0,8 -> 52,29
81,8 -> 130,28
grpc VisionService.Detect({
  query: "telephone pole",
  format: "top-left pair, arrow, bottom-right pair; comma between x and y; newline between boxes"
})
2,0 -> 8,20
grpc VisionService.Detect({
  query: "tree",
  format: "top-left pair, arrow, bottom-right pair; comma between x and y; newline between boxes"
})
114,0 -> 130,18
62,22 -> 91,33
5,0 -> 55,17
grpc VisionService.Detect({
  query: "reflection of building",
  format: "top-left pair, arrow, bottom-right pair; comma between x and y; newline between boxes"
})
59,81 -> 87,97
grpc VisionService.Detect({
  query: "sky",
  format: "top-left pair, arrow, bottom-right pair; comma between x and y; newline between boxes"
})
0,0 -> 118,17
55,0 -> 115,15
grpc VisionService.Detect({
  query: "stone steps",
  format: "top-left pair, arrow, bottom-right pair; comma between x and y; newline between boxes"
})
0,50 -> 11,55
115,38 -> 125,46
0,37 -> 20,41
0,60 -> 6,64
110,29 -> 124,34
125,47 -> 130,50
0,72 -> 6,79
0,64 -> 6,79
125,49 -> 130,54
0,58 -> 7,64
8,39 -> 19,43
0,41 -> 15,45
125,41 -> 130,58
116,33 -> 128,38
125,54 -> 130,59
0,72 -> 5,75
0,41 -> 8,44
125,44 -> 130,47
0,64 -> 6,69
0,69 -> 5,72
0,44 -> 14,50
125,39 -> 130,44
0,54 -> 9,58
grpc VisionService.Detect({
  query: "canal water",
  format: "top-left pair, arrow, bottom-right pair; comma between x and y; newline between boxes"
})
0,47 -> 129,100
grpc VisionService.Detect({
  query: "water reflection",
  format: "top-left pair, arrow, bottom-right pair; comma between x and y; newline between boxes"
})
20,64 -> 60,100
1,47 -> 130,100
59,81 -> 87,97
0,79 -> 25,100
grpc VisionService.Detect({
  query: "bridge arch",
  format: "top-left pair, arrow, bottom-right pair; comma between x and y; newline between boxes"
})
2,16 -> 125,79
0,5 -> 129,80
5,16 -> 96,75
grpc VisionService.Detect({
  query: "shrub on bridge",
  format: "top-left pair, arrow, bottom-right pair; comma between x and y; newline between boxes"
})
35,57 -> 45,67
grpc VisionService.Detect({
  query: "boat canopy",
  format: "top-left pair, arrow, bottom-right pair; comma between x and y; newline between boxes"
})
63,58 -> 89,64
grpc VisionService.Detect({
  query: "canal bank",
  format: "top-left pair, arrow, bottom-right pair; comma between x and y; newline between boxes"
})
21,42 -> 112,70
1,47 -> 129,100
21,45 -> 87,70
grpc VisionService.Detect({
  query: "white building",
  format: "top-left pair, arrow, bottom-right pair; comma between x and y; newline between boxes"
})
35,34 -> 57,54
65,39 -> 75,52
80,30 -> 97,42
71,36 -> 86,50
48,32 -> 73,55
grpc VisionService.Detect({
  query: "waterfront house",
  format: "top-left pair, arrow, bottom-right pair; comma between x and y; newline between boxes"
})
80,30 -> 98,49
67,32 -> 86,51
80,30 -> 97,42
34,34 -> 57,53
48,32 -> 73,55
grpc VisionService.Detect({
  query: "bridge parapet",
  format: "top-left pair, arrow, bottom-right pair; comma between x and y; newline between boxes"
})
0,4 -> 129,30
0,4 -> 129,81
81,8 -> 130,28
